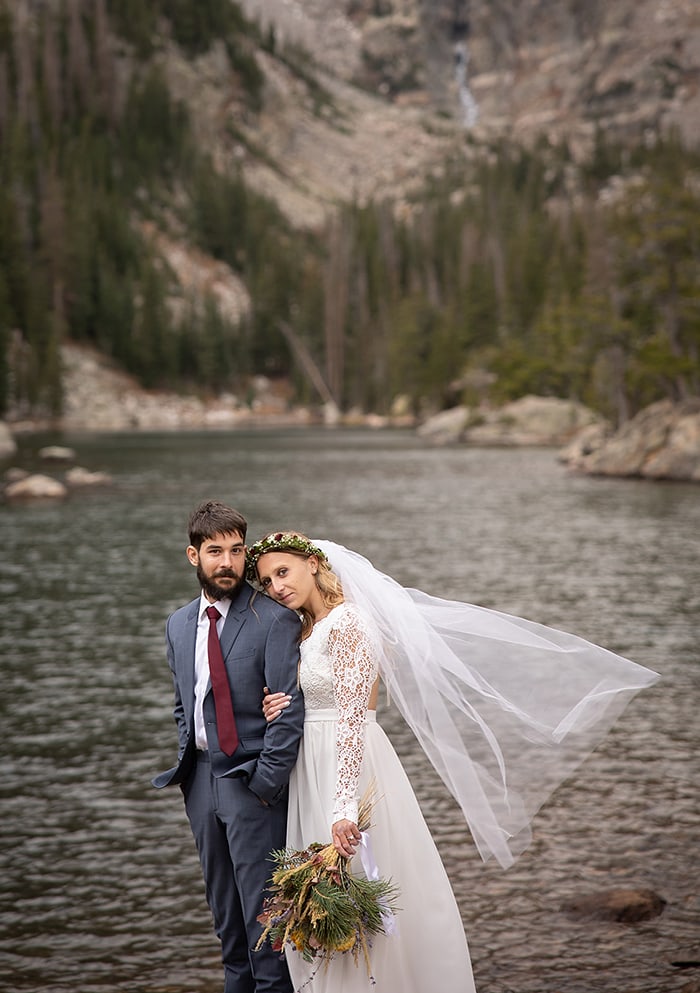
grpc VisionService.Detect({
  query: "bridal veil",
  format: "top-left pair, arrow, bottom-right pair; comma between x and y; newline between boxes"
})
313,539 -> 660,870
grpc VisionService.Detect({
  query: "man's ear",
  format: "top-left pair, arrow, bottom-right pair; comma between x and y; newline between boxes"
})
186,545 -> 199,568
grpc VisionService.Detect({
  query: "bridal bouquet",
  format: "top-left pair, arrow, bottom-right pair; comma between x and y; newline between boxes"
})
256,786 -> 399,976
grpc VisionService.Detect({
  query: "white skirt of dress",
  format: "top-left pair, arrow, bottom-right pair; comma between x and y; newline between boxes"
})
284,710 -> 477,993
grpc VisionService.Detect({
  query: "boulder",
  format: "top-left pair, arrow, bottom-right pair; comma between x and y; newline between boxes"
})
562,398 -> 700,481
463,395 -> 604,446
669,946 -> 700,970
65,466 -> 113,487
558,421 -> 613,467
417,405 -> 471,444
38,445 -> 76,462
563,888 -> 667,923
418,397 -> 605,446
5,473 -> 68,500
644,403 -> 700,480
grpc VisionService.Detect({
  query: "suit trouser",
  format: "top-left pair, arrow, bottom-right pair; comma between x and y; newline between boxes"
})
182,752 -> 293,993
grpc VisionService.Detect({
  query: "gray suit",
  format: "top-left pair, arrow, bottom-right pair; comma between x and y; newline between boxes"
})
153,581 -> 304,993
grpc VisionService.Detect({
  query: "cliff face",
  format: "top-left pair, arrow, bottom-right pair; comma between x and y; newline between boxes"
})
240,0 -> 700,157
462,0 -> 700,152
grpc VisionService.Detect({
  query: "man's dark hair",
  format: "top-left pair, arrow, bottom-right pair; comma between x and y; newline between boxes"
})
187,501 -> 248,549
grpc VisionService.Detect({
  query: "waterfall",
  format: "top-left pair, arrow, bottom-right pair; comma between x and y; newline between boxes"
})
454,40 -> 479,128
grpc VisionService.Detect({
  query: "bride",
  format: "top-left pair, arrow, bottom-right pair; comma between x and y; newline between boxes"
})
247,532 -> 659,992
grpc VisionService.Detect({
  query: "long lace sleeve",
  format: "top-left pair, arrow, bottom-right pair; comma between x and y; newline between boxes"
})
329,607 -> 378,825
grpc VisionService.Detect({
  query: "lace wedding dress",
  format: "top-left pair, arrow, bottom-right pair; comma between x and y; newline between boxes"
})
285,603 -> 476,993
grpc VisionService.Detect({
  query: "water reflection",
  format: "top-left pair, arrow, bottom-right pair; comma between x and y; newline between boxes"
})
0,429 -> 698,993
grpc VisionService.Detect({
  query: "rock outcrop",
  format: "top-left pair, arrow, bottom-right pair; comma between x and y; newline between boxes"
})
56,342 -> 313,432
419,395 -> 604,447
560,398 -> 700,481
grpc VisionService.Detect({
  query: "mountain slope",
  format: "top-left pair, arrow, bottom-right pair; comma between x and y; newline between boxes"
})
242,0 -> 700,152
2,0 -> 699,428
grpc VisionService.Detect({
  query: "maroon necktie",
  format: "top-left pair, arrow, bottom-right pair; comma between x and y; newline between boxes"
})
205,605 -> 239,755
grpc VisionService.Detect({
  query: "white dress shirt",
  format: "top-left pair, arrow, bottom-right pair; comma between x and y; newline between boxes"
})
193,593 -> 232,750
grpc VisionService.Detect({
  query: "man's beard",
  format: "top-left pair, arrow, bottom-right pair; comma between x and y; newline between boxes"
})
197,564 -> 244,601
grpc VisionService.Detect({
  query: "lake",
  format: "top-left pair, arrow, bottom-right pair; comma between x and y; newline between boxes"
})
0,428 -> 697,993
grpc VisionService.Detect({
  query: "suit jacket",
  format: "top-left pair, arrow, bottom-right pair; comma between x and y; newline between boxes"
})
152,581 -> 304,804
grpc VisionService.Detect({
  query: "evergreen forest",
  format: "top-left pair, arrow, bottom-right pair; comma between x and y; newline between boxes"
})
1,0 -> 699,424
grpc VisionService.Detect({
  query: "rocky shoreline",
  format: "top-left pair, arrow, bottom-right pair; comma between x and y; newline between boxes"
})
558,397 -> 700,482
2,345 -> 699,493
418,394 -> 700,482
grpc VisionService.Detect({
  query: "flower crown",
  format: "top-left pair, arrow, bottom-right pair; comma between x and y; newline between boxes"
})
246,532 -> 328,580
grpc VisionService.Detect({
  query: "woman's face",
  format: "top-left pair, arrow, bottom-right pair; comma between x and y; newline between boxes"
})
255,551 -> 319,611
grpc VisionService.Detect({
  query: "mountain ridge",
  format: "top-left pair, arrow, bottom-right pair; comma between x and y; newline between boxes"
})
201,0 -> 700,228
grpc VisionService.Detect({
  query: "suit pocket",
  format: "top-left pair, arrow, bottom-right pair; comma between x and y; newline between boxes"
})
240,736 -> 265,752
226,647 -> 256,662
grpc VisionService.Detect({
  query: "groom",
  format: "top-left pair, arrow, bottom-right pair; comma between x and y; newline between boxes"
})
152,501 -> 304,993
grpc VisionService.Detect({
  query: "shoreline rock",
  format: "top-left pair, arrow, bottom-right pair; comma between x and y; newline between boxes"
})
559,398 -> 700,482
65,466 -> 113,487
39,445 -> 76,462
418,395 -> 605,447
3,464 -> 114,502
5,473 -> 69,501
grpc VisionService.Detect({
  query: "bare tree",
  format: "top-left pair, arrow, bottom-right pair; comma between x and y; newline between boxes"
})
67,0 -> 92,112
14,20 -> 36,125
94,0 -> 118,126
0,54 -> 10,143
42,14 -> 63,133
323,213 -> 351,405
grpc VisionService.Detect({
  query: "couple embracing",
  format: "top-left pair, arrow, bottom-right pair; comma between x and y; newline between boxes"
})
153,500 -> 658,993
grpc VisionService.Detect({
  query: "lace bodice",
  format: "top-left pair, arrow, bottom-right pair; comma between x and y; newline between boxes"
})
300,603 -> 379,824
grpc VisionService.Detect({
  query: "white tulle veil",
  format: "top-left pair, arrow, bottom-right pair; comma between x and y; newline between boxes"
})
312,539 -> 660,870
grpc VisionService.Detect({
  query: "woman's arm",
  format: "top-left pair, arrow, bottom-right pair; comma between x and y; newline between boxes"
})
329,610 -> 378,856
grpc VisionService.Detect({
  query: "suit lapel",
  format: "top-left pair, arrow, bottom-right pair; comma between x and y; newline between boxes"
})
220,609 -> 244,660
219,582 -> 251,660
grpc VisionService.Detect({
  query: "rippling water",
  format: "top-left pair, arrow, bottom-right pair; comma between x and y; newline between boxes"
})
0,429 -> 698,993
